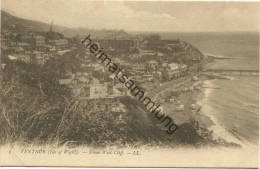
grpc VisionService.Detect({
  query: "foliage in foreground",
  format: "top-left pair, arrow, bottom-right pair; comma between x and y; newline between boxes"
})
0,59 -> 206,147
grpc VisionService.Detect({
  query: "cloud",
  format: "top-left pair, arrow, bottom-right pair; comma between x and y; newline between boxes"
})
2,0 -> 259,32
214,7 -> 260,31
2,0 -> 179,31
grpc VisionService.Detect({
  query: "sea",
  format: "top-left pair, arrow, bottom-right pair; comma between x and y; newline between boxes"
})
161,32 -> 259,145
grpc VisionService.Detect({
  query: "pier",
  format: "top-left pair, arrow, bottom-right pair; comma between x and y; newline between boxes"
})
203,69 -> 259,76
205,53 -> 239,60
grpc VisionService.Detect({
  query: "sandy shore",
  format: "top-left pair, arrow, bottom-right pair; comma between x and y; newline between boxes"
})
153,74 -> 242,147
198,79 -> 244,146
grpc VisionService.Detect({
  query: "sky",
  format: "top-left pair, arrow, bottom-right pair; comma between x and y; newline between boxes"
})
1,0 -> 260,32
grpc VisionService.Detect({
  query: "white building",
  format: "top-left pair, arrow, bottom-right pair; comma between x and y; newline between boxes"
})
168,63 -> 179,71
89,83 -> 108,99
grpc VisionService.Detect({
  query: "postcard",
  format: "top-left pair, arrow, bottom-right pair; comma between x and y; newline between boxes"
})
0,0 -> 259,167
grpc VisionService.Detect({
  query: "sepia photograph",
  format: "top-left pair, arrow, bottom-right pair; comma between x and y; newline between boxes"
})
0,0 -> 259,167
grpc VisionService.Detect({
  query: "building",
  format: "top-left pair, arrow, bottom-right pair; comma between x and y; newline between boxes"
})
34,35 -> 45,49
20,54 -> 32,63
111,102 -> 126,112
0,36 -> 8,48
142,74 -> 154,82
147,60 -> 159,71
132,64 -> 146,73
21,34 -> 33,43
8,55 -> 18,61
17,42 -> 31,51
89,83 -> 109,99
1,64 -> 6,70
112,83 -> 130,97
31,51 -> 47,65
141,40 -> 162,50
139,49 -> 157,58
95,38 -> 139,52
49,39 -> 68,50
167,43 -> 182,52
164,63 -> 188,80
20,34 -> 46,50
13,47 -> 24,53
162,39 -> 180,45
168,63 -> 179,71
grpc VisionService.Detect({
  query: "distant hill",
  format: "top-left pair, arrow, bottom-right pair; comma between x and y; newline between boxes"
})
1,10 -> 130,38
1,10 -> 67,34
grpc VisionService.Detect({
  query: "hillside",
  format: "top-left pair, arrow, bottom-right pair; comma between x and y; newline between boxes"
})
0,50 -> 205,147
1,10 -> 130,38
0,10 -> 210,147
1,10 -> 67,34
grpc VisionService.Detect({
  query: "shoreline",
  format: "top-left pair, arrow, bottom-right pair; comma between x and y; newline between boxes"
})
155,71 -> 241,147
140,66 -> 243,147
192,75 -> 245,147
143,72 -> 242,147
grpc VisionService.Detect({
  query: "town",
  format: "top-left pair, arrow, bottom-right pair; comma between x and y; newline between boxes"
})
1,22 -> 204,100
1,11 -> 224,147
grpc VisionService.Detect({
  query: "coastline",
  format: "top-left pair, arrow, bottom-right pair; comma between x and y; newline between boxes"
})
142,69 -> 242,147
194,77 -> 242,147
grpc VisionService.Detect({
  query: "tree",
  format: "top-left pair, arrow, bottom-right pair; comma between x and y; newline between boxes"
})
144,34 -> 161,41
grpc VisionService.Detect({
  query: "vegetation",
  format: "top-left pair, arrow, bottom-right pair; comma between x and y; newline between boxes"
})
0,56 -> 206,147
